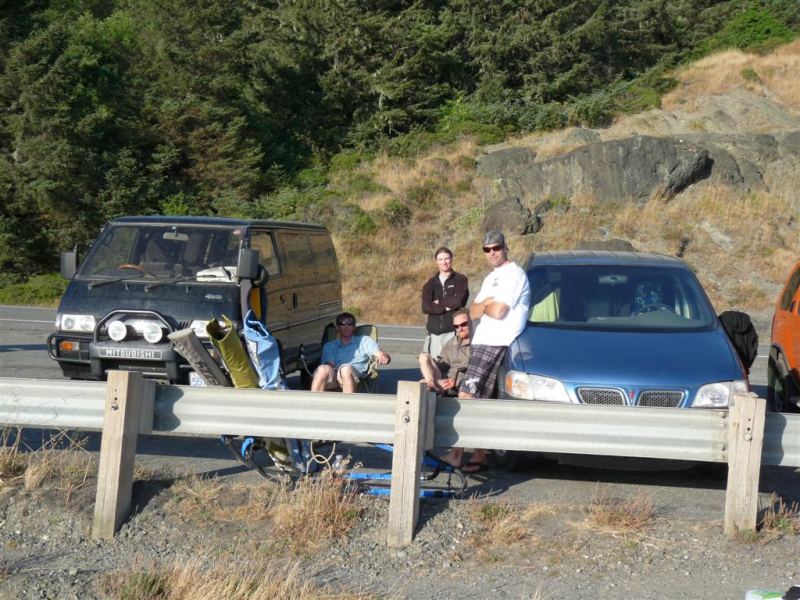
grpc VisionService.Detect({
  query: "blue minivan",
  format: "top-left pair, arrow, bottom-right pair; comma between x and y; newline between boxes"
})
500,251 -> 749,408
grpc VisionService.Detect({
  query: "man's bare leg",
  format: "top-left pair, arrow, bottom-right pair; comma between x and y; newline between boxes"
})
311,365 -> 335,392
418,353 -> 444,392
338,364 -> 359,394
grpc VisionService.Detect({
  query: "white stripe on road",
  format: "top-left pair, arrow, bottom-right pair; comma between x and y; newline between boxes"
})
0,318 -> 52,324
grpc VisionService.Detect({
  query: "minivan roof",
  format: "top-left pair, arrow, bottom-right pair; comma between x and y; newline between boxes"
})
526,250 -> 685,268
110,215 -> 328,232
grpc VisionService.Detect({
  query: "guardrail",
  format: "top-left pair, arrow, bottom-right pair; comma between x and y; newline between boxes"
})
1,373 -> 799,545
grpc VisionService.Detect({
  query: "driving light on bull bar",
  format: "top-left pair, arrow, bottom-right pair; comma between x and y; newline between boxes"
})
58,313 -> 96,333
142,321 -> 165,344
107,320 -> 128,341
505,371 -> 570,402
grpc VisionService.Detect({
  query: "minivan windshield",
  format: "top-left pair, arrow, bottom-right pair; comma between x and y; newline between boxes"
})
527,264 -> 716,330
79,224 -> 243,282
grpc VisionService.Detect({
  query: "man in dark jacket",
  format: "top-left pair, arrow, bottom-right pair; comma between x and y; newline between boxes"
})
421,246 -> 469,357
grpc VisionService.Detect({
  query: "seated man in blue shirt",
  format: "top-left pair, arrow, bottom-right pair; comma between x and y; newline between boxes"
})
311,312 -> 391,393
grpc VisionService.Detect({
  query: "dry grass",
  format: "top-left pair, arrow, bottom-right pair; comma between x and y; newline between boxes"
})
165,470 -> 362,554
0,428 -> 96,501
166,474 -> 275,524
0,427 -> 26,487
662,39 -> 800,113
759,493 -> 800,539
269,470 -> 363,553
584,486 -> 655,532
99,555 -> 373,600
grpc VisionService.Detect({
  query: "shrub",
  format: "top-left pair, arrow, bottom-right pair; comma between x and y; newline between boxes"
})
701,8 -> 795,54
741,67 -> 761,82
382,199 -> 412,226
0,273 -> 68,306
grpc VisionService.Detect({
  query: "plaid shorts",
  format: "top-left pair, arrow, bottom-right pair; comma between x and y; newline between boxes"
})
458,344 -> 506,398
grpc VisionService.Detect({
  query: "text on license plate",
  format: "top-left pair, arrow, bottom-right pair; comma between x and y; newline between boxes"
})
98,347 -> 163,360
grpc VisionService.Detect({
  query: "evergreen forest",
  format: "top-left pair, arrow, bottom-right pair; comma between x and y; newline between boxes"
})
1,0 -> 798,287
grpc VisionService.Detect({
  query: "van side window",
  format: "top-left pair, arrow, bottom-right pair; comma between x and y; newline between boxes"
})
278,232 -> 315,285
779,267 -> 800,310
309,233 -> 339,283
250,232 -> 281,276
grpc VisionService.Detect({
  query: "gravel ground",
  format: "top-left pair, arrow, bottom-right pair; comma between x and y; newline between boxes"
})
1,448 -> 799,600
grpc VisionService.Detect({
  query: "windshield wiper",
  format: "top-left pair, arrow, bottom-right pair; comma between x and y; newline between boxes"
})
145,275 -> 186,292
88,273 -> 146,289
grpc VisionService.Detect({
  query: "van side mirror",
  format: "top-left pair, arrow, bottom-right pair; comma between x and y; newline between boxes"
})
237,248 -> 260,280
60,251 -> 77,279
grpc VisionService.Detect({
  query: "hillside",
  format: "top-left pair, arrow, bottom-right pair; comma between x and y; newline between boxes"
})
341,40 -> 800,332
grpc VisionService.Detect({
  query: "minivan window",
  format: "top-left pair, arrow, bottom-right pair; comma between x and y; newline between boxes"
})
527,264 -> 716,330
250,231 -> 281,276
278,231 -> 315,285
779,266 -> 800,311
309,232 -> 339,283
79,225 -> 242,280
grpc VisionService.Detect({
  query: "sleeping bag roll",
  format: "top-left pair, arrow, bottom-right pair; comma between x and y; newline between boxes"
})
206,315 -> 260,389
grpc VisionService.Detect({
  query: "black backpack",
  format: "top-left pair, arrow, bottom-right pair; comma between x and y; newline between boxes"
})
718,310 -> 759,371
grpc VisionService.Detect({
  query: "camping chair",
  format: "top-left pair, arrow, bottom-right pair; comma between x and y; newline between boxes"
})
320,321 -> 381,393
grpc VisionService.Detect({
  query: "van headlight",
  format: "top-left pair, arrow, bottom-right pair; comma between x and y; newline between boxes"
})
57,313 -> 96,333
189,320 -> 212,339
693,380 -> 749,408
505,371 -> 571,402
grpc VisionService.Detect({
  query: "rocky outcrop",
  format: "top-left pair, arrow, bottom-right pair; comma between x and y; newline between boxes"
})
478,131 -> 800,208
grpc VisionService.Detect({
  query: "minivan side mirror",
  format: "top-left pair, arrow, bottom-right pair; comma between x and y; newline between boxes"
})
60,251 -> 77,279
237,248 -> 260,280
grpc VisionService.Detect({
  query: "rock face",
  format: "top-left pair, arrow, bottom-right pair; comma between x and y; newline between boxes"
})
477,131 -> 800,207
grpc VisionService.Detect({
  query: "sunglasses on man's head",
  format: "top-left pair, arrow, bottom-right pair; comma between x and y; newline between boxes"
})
453,321 -> 469,330
337,320 -> 355,327
483,244 -> 503,253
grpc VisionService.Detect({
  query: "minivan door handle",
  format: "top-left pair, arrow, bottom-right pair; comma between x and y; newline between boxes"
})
292,293 -> 299,309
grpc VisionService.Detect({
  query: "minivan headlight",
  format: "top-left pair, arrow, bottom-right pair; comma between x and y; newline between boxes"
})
57,313 -> 96,333
505,371 -> 571,402
693,380 -> 748,408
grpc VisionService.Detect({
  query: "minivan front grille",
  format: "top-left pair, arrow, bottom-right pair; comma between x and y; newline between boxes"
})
577,387 -> 625,405
638,390 -> 685,408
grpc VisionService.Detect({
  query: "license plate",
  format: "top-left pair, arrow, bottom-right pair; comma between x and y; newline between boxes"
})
97,347 -> 163,360
188,371 -> 207,387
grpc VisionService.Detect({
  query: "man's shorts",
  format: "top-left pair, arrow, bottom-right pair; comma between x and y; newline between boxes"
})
423,331 -> 455,358
321,363 -> 362,390
458,344 -> 506,399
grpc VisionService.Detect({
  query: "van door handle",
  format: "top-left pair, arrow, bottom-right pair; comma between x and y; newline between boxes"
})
292,293 -> 299,309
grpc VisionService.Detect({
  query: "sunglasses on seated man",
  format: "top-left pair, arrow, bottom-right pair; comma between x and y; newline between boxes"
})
337,320 -> 355,327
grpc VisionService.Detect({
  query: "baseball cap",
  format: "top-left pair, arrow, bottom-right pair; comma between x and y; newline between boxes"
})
482,230 -> 506,247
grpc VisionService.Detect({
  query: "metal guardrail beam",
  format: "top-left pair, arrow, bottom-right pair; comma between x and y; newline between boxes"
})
763,412 -> 800,467
1,378 -> 799,468
153,385 -> 396,443
434,398 -> 731,463
0,378 -> 106,430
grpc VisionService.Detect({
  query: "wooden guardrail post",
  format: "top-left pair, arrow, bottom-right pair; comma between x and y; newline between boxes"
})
92,371 -> 152,539
387,381 -> 433,547
724,393 -> 766,538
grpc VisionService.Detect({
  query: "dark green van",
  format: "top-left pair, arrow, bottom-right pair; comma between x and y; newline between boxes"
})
48,216 -> 341,384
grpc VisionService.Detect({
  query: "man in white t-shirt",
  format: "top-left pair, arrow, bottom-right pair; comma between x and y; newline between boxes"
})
442,230 -> 531,472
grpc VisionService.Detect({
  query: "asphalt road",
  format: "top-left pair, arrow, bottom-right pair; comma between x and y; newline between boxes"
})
1,304 -> 797,521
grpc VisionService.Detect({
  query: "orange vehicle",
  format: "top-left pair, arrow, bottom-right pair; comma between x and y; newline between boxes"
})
768,260 -> 800,412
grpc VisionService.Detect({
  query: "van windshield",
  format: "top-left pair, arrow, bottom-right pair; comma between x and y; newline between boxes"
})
527,264 -> 716,331
79,224 -> 243,282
